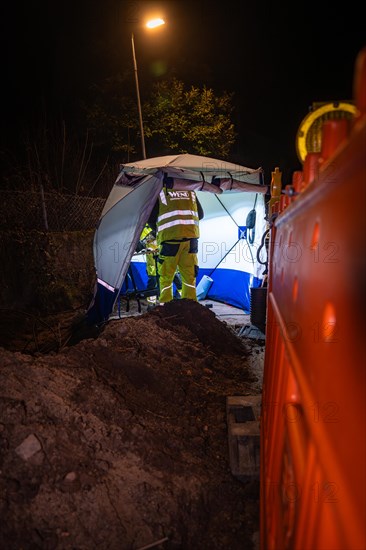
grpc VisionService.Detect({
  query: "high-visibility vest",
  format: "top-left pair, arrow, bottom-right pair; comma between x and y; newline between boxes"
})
140,224 -> 152,241
156,189 -> 200,244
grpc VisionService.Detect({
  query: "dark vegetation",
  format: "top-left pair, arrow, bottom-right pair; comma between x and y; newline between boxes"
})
1,76 -> 237,198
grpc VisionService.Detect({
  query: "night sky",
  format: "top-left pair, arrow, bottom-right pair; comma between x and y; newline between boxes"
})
1,0 -> 365,185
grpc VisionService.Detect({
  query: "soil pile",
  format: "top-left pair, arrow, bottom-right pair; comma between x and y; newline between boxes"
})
0,300 -> 262,550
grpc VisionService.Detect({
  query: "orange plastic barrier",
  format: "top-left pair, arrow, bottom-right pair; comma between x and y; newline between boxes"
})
260,47 -> 366,550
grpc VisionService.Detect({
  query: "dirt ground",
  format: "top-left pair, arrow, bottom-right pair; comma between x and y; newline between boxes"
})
0,299 -> 264,550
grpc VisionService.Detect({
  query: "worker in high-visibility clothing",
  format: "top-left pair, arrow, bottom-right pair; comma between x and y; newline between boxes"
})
148,182 -> 204,303
138,225 -> 159,290
138,224 -> 182,299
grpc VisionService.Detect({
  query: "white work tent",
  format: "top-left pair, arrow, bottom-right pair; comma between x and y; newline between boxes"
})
87,154 -> 268,324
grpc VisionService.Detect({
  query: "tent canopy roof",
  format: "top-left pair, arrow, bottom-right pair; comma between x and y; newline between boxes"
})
116,153 -> 266,192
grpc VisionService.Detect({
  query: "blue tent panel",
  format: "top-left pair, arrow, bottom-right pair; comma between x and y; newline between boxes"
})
197,269 -> 262,312
87,281 -> 119,324
123,262 -> 263,312
120,263 -> 148,294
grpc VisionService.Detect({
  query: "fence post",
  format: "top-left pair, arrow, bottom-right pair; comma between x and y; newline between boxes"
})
40,184 -> 49,231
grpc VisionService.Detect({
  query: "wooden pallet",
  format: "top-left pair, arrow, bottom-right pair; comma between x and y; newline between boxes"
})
226,395 -> 261,480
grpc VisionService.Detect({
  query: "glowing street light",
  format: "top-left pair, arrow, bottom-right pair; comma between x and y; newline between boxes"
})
131,17 -> 165,159
146,18 -> 165,29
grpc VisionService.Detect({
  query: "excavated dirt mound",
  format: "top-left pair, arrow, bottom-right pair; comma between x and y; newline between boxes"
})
0,300 -> 262,550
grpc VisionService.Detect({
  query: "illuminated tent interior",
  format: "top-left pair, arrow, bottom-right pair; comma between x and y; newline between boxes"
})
87,154 -> 268,324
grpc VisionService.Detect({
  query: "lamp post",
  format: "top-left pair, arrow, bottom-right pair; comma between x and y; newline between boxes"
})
131,18 -> 165,160
131,32 -> 146,159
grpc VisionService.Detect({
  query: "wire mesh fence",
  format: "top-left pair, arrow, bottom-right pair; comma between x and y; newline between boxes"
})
0,189 -> 106,231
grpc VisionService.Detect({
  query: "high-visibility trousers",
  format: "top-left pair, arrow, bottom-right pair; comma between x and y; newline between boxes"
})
157,239 -> 198,303
145,252 -> 157,276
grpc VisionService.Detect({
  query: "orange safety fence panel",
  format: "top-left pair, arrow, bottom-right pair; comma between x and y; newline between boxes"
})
260,47 -> 366,550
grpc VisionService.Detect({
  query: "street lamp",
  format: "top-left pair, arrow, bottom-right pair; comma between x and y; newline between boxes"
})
131,18 -> 165,160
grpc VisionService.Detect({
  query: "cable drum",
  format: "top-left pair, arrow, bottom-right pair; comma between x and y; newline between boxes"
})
250,287 -> 267,333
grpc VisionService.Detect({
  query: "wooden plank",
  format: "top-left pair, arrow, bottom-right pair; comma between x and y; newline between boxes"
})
226,395 -> 261,480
